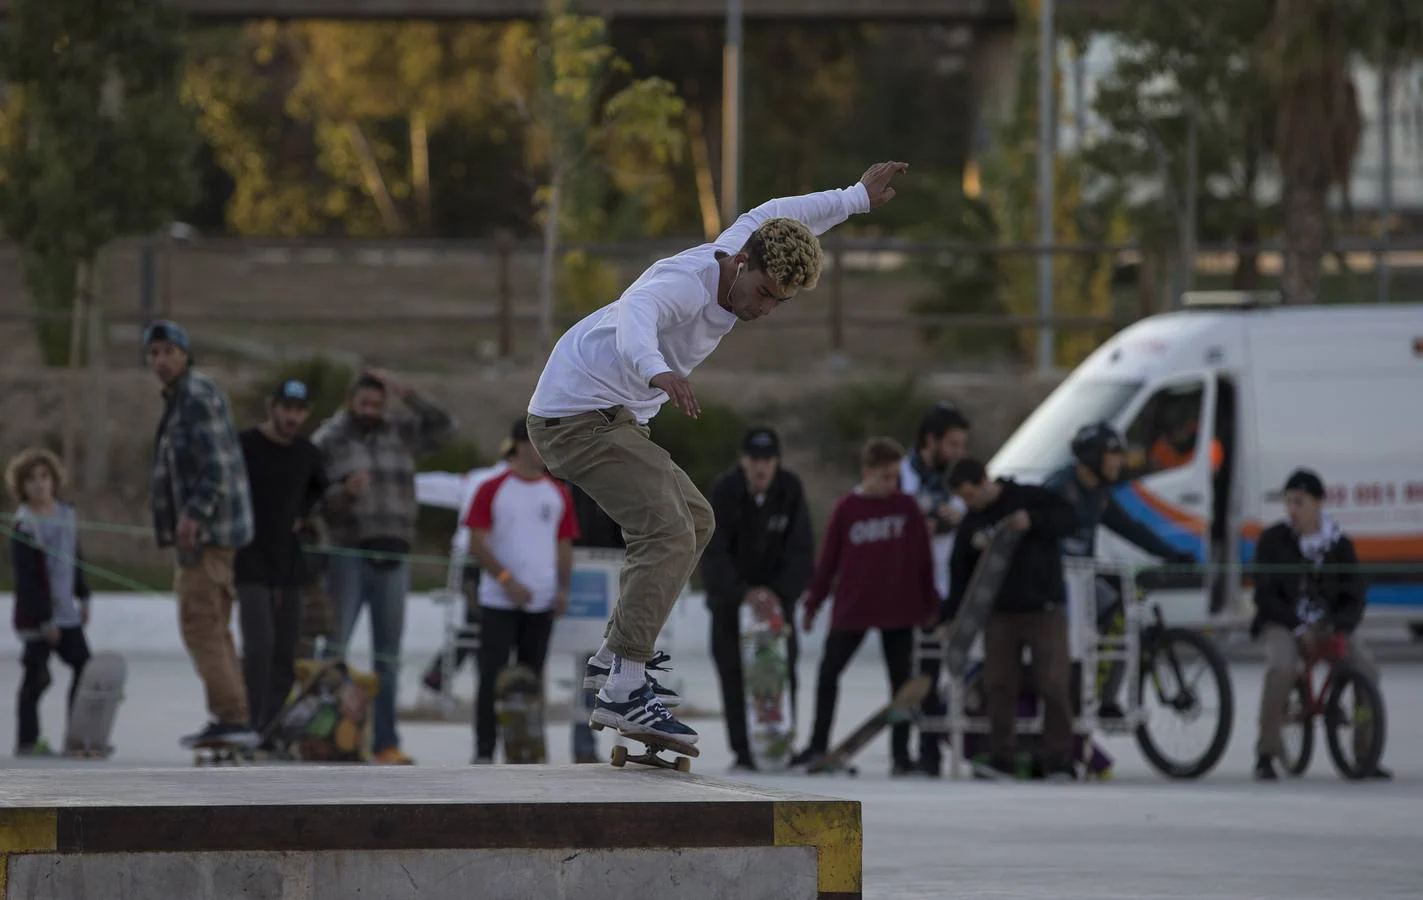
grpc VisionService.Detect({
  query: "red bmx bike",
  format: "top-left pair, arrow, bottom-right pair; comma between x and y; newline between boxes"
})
1278,632 -> 1386,780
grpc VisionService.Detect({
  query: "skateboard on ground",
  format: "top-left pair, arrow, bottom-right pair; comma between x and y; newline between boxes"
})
808,674 -> 932,775
608,729 -> 700,774
741,591 -> 794,769
193,739 -> 250,766
495,663 -> 547,764
63,651 -> 126,758
941,523 -> 1024,677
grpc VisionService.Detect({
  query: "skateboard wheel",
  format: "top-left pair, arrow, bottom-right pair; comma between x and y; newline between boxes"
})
675,756 -> 692,774
610,745 -> 628,768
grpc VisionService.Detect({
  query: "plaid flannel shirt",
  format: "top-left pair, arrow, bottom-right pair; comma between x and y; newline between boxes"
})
150,369 -> 255,550
312,393 -> 454,548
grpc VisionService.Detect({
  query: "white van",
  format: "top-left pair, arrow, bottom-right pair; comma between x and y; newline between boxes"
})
987,293 -> 1423,633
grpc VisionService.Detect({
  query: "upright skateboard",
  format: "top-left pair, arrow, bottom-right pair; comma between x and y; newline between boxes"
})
741,591 -> 793,769
808,675 -> 932,775
495,663 -> 547,764
266,660 -> 373,763
608,729 -> 700,774
942,523 -> 1024,677
64,651 -> 126,758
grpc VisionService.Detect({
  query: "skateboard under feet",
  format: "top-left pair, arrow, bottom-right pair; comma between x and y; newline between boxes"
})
192,741 -> 249,767
604,729 -> 699,774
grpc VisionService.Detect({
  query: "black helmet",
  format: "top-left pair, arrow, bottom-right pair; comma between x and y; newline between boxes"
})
1071,421 -> 1124,476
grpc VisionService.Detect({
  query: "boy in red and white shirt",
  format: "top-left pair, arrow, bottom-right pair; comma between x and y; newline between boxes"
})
791,436 -> 938,775
464,419 -> 579,763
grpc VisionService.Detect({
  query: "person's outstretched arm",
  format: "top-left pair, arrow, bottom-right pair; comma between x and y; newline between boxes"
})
714,161 -> 907,250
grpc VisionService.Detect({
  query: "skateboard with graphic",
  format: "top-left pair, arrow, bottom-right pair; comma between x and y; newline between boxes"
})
193,739 -> 250,767
741,590 -> 793,769
808,675 -> 932,775
942,523 -> 1024,677
496,663 -> 547,764
608,729 -> 700,774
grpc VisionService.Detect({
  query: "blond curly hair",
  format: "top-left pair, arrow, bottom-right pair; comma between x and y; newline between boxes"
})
5,447 -> 66,505
742,217 -> 824,291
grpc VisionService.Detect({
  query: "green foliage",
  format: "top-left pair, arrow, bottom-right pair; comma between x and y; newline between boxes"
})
236,356 -> 355,431
649,401 -> 748,495
0,0 -> 200,365
814,376 -> 934,473
557,248 -> 621,317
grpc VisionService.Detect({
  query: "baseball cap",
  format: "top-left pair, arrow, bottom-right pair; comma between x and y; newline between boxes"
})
741,427 -> 780,459
273,379 -> 311,406
500,418 -> 531,458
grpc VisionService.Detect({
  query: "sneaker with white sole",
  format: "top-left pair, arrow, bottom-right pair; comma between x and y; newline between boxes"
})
589,682 -> 698,745
582,649 -> 682,708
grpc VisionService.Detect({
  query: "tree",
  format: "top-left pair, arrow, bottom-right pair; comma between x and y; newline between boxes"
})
495,0 -> 686,351
0,0 -> 198,479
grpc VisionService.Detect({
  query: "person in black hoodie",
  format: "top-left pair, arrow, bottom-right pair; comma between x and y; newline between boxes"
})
1251,468 -> 1389,781
945,458 -> 1080,780
700,427 -> 815,771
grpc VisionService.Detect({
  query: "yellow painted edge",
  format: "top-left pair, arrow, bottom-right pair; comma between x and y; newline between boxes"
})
771,800 -> 862,894
0,809 -> 57,854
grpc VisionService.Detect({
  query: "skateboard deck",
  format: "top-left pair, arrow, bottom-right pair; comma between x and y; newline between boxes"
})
193,740 -> 248,766
267,660 -> 374,762
64,651 -> 126,758
609,729 -> 700,774
942,523 -> 1024,677
808,674 -> 932,775
495,663 -> 547,764
741,592 -> 793,769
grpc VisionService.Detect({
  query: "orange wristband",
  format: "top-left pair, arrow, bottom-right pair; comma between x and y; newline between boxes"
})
496,570 -> 513,585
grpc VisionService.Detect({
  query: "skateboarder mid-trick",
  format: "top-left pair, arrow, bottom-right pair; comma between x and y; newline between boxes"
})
527,162 -> 908,745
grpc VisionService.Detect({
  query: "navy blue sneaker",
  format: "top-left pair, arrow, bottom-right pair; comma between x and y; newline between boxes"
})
582,650 -> 682,708
590,682 -> 698,745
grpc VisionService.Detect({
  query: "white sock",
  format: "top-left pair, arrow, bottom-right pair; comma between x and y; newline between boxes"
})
592,642 -> 615,666
604,656 -> 646,701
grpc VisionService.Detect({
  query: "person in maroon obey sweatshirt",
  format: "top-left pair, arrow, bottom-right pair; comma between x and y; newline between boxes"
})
790,437 -> 937,775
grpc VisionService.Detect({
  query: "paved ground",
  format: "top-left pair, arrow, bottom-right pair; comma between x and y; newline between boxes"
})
3,595 -> 1422,899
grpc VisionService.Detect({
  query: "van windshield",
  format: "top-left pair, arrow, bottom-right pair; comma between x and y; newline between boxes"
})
989,379 -> 1143,478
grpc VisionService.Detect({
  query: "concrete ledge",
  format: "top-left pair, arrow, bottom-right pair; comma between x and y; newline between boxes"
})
0,767 -> 861,900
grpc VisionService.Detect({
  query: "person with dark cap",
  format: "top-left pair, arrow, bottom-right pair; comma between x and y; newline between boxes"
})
462,419 -> 579,763
312,367 -> 454,765
144,319 -> 258,750
700,426 -> 815,771
235,379 -> 327,745
1043,421 -> 1196,719
899,402 -> 970,777
1250,468 -> 1389,781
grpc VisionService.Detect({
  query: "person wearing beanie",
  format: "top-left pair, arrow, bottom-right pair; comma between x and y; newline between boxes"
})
144,319 -> 258,751
1250,468 -> 1389,781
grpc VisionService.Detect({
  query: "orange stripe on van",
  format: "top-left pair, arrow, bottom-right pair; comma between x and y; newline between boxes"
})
1128,484 -> 1206,532
1238,519 -> 1423,560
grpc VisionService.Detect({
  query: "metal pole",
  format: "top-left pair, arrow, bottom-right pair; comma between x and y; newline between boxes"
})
1072,44 -> 1086,151
1378,63 -> 1393,304
1181,107 -> 1198,304
1036,0 -> 1056,372
720,0 -> 743,227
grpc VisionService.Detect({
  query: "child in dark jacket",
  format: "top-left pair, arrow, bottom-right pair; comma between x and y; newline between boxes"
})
791,437 -> 938,775
7,448 -> 92,756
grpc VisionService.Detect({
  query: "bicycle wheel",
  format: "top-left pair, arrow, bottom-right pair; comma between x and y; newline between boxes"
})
1135,627 -> 1235,779
1324,663 -> 1386,780
1278,680 -> 1313,777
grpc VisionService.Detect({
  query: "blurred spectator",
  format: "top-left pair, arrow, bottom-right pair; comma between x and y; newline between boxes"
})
7,448 -> 92,756
236,379 -> 326,744
144,319 -> 257,750
312,368 -> 454,765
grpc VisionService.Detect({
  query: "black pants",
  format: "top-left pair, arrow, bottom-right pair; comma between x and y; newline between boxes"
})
423,565 -> 482,689
237,584 -> 303,736
475,606 -> 555,758
810,627 -> 913,765
18,627 -> 91,749
916,629 -> 946,766
710,594 -> 800,763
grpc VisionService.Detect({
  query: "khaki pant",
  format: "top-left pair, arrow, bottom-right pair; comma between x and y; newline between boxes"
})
983,608 -> 1074,766
1257,622 -> 1380,758
528,407 -> 714,661
174,547 -> 250,726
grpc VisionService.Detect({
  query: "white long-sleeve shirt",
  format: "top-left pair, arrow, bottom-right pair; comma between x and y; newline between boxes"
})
528,183 -> 872,424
